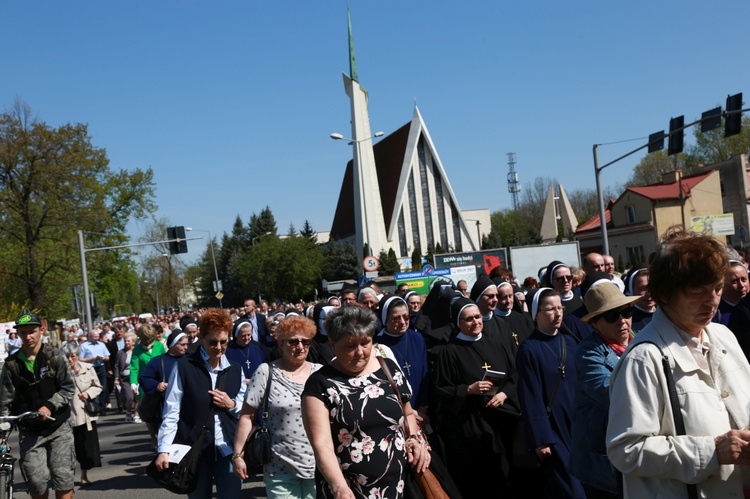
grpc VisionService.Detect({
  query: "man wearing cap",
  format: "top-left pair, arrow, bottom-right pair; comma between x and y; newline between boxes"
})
0,311 -> 75,499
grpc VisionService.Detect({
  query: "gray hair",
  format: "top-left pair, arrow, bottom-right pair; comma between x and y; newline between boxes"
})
324,306 -> 379,343
61,343 -> 80,357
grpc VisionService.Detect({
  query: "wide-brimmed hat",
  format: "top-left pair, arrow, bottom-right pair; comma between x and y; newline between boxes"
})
581,282 -> 641,323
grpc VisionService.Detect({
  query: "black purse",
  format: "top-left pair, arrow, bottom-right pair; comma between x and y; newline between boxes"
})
243,362 -> 273,467
146,371 -> 224,494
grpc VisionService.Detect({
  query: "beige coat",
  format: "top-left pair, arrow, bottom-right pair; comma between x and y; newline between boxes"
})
70,361 -> 103,430
607,308 -> 750,498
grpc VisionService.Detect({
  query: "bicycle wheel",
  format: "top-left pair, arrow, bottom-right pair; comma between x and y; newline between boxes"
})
0,468 -> 8,499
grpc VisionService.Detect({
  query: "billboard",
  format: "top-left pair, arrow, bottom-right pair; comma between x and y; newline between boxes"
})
433,248 -> 508,276
395,265 -> 477,295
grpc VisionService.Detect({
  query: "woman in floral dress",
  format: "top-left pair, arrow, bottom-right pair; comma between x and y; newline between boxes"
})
302,306 -> 430,499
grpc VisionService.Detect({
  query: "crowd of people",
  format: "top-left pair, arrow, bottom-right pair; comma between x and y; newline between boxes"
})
3,227 -> 750,498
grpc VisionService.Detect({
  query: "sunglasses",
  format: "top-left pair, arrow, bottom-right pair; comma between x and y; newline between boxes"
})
599,307 -> 634,324
207,339 -> 229,347
287,338 -> 312,347
553,275 -> 573,282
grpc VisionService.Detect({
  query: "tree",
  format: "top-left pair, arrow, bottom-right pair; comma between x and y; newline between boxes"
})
0,100 -> 155,318
377,248 -> 401,276
627,151 -> 689,187
300,219 -> 318,244
410,248 -> 423,271
232,234 -> 324,302
322,241 -> 359,282
249,205 -> 277,242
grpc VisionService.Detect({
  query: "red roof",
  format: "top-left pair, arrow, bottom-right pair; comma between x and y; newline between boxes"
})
576,199 -> 614,232
626,171 -> 713,201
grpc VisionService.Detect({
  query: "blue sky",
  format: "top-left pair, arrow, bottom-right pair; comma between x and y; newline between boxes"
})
3,1 -> 749,263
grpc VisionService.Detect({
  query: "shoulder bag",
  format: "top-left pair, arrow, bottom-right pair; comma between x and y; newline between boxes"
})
146,370 -> 225,494
139,356 -> 166,423
377,356 -> 461,499
243,362 -> 273,467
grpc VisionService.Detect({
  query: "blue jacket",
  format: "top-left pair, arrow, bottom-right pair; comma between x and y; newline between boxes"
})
569,332 -> 620,494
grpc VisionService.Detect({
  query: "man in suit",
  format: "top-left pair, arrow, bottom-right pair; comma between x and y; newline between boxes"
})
106,324 -> 127,412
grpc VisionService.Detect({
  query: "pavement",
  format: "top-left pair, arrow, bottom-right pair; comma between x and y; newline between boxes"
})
9,399 -> 267,498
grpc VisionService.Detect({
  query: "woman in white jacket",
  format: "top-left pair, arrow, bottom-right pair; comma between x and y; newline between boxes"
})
607,228 -> 750,498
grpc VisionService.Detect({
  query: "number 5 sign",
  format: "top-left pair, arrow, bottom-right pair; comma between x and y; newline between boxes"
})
362,255 -> 380,272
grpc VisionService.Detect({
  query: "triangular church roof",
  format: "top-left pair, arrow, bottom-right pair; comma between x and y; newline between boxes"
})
330,122 -> 411,240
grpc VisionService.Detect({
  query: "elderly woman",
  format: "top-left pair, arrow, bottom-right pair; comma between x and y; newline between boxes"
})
302,306 -> 429,499
233,316 -> 322,498
129,324 -> 166,424
607,229 -> 750,498
114,332 -> 137,422
433,297 -> 519,497
155,309 -> 247,499
62,344 -> 103,486
516,288 -> 585,498
357,287 -> 380,310
569,283 -> 640,499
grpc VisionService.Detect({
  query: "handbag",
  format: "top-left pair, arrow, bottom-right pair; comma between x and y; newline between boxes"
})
376,356 -> 459,499
139,356 -> 166,423
243,362 -> 272,467
146,371 -> 225,494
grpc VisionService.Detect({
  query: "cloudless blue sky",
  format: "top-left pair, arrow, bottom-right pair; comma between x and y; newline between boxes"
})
3,1 -> 749,263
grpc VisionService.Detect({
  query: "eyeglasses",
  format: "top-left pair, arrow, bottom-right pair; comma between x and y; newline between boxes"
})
461,314 -> 483,322
553,275 -> 573,282
207,339 -> 229,347
599,307 -> 634,324
390,314 -> 410,324
287,338 -> 312,347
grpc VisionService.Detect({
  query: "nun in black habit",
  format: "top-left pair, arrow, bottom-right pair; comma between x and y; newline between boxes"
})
492,277 -> 534,346
307,303 -> 334,364
433,297 -> 519,498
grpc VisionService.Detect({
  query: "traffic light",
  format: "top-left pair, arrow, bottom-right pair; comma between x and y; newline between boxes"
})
726,93 -> 743,138
648,131 -> 665,153
668,116 -> 684,155
167,226 -> 188,254
701,107 -> 722,133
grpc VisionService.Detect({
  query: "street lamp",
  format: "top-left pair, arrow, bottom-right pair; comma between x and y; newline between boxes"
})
186,227 -> 222,307
330,131 -> 384,257
161,253 -> 173,311
465,219 -> 482,250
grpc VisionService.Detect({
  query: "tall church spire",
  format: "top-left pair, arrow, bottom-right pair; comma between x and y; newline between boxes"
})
347,1 -> 358,82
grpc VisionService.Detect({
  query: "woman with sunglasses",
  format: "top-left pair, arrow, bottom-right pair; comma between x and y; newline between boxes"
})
232,316 -> 321,498
568,282 -> 640,499
154,308 -> 246,499
607,229 -> 750,498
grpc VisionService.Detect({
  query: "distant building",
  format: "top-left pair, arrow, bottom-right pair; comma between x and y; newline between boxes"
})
330,107 -> 488,261
330,10 -> 487,265
576,169 -> 724,266
708,154 -> 750,249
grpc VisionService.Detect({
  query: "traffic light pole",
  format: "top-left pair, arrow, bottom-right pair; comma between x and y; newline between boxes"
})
77,231 -> 202,333
593,105 -> 749,256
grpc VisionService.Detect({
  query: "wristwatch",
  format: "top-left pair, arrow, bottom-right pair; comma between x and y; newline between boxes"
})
231,453 -> 243,461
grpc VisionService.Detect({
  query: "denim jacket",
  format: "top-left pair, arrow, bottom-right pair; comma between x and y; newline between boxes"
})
569,332 -> 620,494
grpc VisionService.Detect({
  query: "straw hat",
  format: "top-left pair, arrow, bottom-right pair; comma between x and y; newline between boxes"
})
581,282 -> 641,323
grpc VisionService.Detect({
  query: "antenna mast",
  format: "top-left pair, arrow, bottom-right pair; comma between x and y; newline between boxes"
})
507,152 -> 521,210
